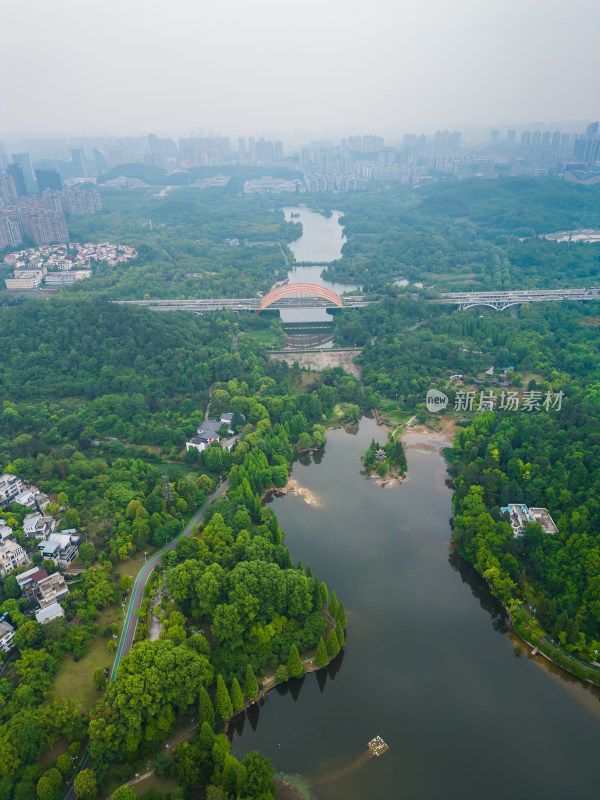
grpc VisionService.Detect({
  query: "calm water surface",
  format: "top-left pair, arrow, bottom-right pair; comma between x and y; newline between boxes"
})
231,418 -> 600,799
281,208 -> 359,326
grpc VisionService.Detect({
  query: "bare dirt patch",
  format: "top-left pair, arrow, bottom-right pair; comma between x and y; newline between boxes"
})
268,349 -> 362,378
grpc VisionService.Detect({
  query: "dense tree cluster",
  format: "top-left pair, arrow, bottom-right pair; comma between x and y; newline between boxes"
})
445,304 -> 600,662
63,185 -> 301,299
318,177 -> 600,292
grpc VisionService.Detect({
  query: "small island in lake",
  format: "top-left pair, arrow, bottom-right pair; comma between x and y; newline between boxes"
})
361,436 -> 407,483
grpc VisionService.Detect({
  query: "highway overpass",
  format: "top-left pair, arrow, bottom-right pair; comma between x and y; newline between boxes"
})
434,288 -> 600,311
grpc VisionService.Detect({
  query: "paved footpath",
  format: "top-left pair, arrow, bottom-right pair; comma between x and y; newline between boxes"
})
64,479 -> 230,800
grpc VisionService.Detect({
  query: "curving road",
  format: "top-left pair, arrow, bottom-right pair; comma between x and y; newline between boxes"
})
64,478 -> 229,800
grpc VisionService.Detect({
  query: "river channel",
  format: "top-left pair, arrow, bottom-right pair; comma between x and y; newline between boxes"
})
280,207 -> 359,329
229,210 -> 600,798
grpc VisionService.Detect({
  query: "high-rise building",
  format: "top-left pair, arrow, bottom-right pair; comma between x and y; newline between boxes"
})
531,131 -> 541,148
0,174 -> 17,206
93,148 -> 108,174
362,135 -> 384,151
6,163 -> 27,196
18,207 -> 69,244
35,169 -> 63,193
521,131 -> 531,146
70,148 -> 87,177
574,135 -> 600,164
490,130 -> 499,144
11,153 -> 35,189
62,187 -> 102,216
0,211 -> 22,248
507,130 -> 516,144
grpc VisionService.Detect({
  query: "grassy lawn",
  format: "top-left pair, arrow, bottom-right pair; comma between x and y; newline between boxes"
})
161,462 -> 217,483
52,606 -> 121,713
128,772 -> 179,796
106,769 -> 179,798
242,328 -> 285,348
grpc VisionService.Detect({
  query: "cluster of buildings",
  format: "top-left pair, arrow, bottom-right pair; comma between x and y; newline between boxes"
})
243,177 -> 304,195
3,241 -> 136,290
1,122 -> 598,200
0,165 -> 102,248
500,503 -> 558,537
185,413 -> 236,453
0,473 -> 82,638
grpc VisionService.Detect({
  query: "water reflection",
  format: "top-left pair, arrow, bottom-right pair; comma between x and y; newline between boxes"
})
232,418 -> 600,798
447,547 -> 509,634
247,700 -> 261,732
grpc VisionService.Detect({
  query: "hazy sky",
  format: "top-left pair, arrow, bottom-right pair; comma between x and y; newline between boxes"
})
1,0 -> 599,138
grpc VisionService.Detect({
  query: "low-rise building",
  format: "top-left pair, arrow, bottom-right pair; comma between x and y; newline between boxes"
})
186,433 -> 218,453
35,602 -> 64,625
37,572 -> 69,607
4,270 -> 44,290
16,566 -> 49,602
0,474 -> 23,508
44,270 -> 92,286
219,412 -> 236,435
500,503 -> 558,537
38,531 -> 80,567
0,539 -> 30,576
0,523 -> 13,541
186,420 -> 222,453
10,486 -> 49,512
22,513 -> 55,540
13,489 -> 40,510
0,619 -> 15,652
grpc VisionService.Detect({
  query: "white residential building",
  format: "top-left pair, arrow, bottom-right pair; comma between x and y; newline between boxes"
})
0,474 -> 23,508
0,620 -> 15,652
13,489 -> 39,509
0,539 -> 30,576
0,524 -> 13,541
38,531 -> 80,567
23,513 -> 55,540
35,602 -> 64,625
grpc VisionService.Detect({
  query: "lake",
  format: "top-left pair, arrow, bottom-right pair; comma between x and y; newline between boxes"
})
230,418 -> 600,799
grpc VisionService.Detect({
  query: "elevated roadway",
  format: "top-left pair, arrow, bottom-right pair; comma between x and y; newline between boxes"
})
433,287 -> 600,310
113,295 -> 375,312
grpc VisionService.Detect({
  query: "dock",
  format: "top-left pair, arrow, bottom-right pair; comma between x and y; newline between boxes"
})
368,736 -> 389,757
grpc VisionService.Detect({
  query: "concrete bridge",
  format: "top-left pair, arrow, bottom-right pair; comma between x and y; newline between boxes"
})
434,287 -> 600,311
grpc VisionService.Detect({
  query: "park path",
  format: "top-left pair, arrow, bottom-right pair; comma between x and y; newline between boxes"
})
63,479 -> 230,800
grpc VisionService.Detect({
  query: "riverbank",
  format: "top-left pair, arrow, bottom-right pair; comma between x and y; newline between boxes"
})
405,420 -> 600,686
264,477 -> 323,507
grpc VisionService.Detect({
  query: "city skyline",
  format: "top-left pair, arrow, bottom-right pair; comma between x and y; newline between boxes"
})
1,0 -> 598,137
